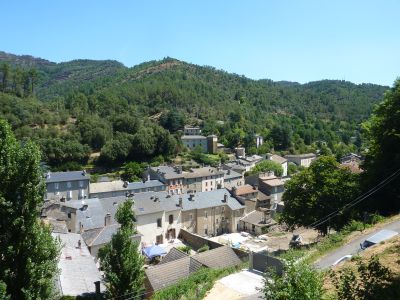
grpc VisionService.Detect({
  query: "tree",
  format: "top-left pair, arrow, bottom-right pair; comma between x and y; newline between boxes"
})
361,80 -> 400,213
0,120 -> 59,299
121,161 -> 145,182
159,110 -> 185,133
99,198 -> 144,299
331,255 -> 399,300
281,156 -> 359,234
248,160 -> 284,177
262,257 -> 324,300
0,63 -> 10,92
100,132 -> 133,164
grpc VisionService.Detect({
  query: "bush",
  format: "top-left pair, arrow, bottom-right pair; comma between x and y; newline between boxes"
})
176,245 -> 192,254
197,244 -> 209,253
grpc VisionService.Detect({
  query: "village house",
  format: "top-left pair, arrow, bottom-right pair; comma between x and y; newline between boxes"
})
267,153 -> 288,177
284,153 -> 317,168
181,134 -> 218,154
238,210 -> 276,235
231,184 -> 271,214
148,166 -> 185,195
184,167 -> 225,193
258,175 -> 285,209
45,170 -> 90,201
223,169 -> 244,189
178,189 -> 245,236
99,192 -> 182,246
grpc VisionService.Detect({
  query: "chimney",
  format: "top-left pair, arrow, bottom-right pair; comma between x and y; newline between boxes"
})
123,181 -> 128,188
223,193 -> 228,203
46,171 -> 51,179
94,281 -> 101,296
189,194 -> 195,201
227,169 -> 231,175
179,197 -> 183,208
147,173 -> 151,181
105,213 -> 111,226
253,184 -> 258,190
82,170 -> 86,176
232,186 -> 237,196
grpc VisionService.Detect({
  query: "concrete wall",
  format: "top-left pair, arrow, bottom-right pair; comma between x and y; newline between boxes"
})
250,252 -> 283,275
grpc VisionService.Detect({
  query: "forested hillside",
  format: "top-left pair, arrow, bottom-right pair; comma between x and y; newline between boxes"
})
0,51 -> 389,170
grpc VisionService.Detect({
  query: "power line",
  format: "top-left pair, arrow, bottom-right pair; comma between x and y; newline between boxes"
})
300,168 -> 400,232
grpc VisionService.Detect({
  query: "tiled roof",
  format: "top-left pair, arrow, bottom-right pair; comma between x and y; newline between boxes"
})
159,247 -> 189,265
234,184 -> 257,196
240,210 -> 275,227
45,171 -> 90,183
261,178 -> 284,187
193,246 -> 241,268
145,257 -> 203,291
175,189 -> 244,211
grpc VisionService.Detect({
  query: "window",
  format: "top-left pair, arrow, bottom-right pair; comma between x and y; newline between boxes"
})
204,211 -> 208,218
205,228 -> 208,235
54,182 -> 59,190
216,218 -> 219,224
157,218 -> 162,228
67,212 -> 71,219
79,180 -> 84,187
169,214 -> 173,224
189,214 -> 193,221
67,181 -> 72,188
222,206 -> 225,213
205,182 -> 208,186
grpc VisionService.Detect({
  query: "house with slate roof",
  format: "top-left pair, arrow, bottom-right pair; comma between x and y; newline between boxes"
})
45,170 -> 90,201
177,189 -> 245,236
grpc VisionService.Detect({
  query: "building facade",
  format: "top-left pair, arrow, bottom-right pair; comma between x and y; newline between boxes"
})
45,171 -> 90,201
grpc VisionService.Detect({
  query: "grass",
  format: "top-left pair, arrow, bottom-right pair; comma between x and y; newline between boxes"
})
151,263 -> 248,300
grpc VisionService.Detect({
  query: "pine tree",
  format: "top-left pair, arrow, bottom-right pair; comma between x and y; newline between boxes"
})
0,119 -> 59,299
99,198 -> 145,299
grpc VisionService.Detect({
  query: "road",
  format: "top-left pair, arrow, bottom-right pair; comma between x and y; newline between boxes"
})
314,219 -> 400,269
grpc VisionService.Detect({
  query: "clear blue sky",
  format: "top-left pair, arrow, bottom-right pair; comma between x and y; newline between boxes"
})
1,0 -> 399,85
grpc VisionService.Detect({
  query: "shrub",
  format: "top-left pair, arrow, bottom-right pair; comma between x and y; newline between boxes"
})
176,245 -> 192,254
197,244 -> 209,253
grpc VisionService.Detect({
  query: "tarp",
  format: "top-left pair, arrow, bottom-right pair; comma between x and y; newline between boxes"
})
143,245 -> 167,259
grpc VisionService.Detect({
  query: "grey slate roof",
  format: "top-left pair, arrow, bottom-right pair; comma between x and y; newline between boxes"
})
174,188 -> 244,211
223,169 -> 242,180
150,166 -> 184,180
82,224 -> 120,247
240,210 -> 276,227
45,171 -> 90,183
62,198 -> 105,231
127,180 -> 165,190
284,153 -> 316,159
99,192 -> 180,220
268,154 -> 287,164
145,256 -> 203,291
159,247 -> 189,265
193,246 -> 241,268
184,167 -> 224,179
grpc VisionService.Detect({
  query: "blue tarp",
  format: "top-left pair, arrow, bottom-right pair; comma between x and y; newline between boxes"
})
143,245 -> 167,259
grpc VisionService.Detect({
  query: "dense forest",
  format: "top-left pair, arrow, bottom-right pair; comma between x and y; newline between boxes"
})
0,51 -> 389,170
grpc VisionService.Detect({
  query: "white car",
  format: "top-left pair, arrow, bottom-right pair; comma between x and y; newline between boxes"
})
332,255 -> 352,266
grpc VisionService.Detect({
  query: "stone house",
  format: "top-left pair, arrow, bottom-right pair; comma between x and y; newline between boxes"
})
284,153 -> 317,168
184,167 -> 225,193
45,170 -> 90,201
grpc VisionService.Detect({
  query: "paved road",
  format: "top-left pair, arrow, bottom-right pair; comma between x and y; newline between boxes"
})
314,219 -> 400,269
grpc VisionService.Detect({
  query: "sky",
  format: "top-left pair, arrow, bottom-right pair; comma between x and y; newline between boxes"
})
1,0 -> 399,85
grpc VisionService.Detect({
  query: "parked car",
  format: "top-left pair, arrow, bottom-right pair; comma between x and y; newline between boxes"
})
360,229 -> 398,250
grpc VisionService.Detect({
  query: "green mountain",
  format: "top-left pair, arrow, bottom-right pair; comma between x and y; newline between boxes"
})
0,51 -> 390,169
